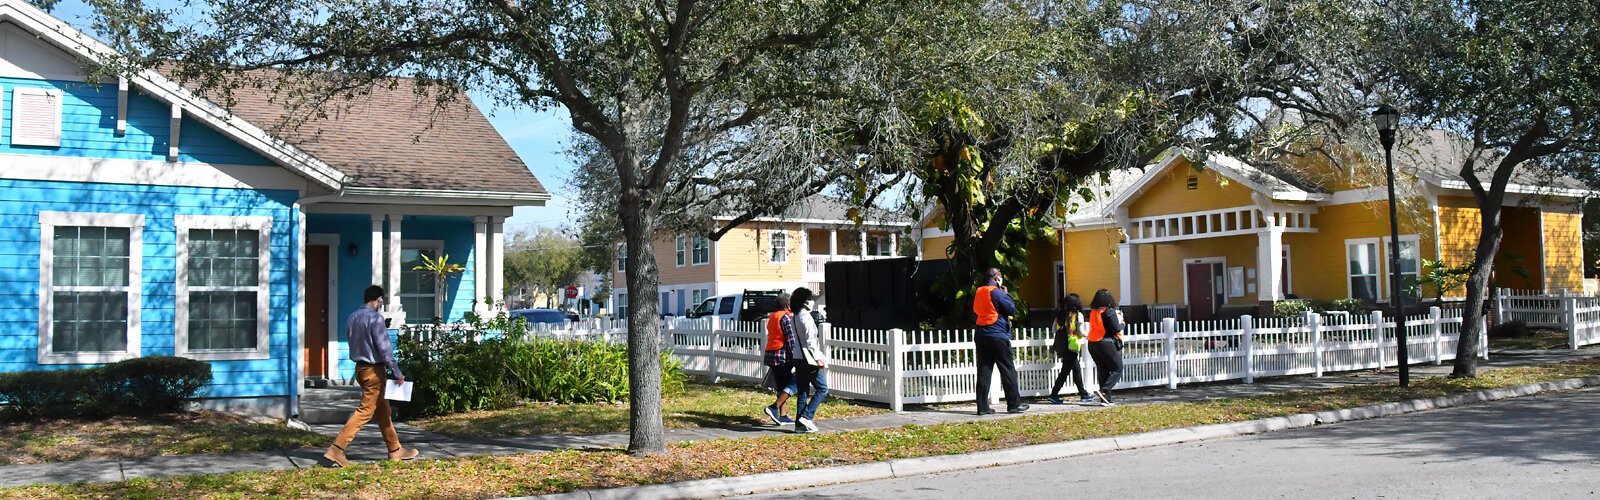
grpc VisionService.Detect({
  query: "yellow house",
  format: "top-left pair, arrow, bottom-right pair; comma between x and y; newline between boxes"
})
613,196 -> 912,318
921,131 -> 1592,321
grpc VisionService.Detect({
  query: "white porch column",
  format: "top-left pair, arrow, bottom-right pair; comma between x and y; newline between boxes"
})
369,214 -> 384,287
859,230 -> 867,257
386,214 -> 403,314
889,232 -> 899,257
473,216 -> 488,314
1119,243 -> 1141,304
1258,228 -> 1285,302
489,216 -> 506,311
829,229 -> 838,257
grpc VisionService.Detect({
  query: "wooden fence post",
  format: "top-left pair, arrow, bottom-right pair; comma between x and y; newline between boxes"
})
888,327 -> 904,412
707,316 -> 721,384
1371,310 -> 1386,370
1164,317 -> 1178,389
1430,306 -> 1443,365
1310,311 -> 1323,377
1241,315 -> 1255,384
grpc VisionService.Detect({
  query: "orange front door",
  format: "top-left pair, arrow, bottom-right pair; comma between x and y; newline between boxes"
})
305,245 -> 330,379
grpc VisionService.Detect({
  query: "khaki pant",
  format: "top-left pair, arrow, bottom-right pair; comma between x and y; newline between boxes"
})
333,364 -> 402,452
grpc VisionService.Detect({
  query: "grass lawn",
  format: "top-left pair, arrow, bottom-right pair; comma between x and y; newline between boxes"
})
11,358 -> 1599,499
0,411 -> 328,465
414,378 -> 890,438
1489,329 -> 1572,350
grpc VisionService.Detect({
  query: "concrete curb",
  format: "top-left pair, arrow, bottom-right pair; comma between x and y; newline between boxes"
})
522,375 -> 1600,500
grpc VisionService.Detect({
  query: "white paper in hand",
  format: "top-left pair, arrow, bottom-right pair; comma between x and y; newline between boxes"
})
384,380 -> 414,402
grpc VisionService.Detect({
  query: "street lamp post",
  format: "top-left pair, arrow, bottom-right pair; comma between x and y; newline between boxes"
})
1373,104 -> 1409,388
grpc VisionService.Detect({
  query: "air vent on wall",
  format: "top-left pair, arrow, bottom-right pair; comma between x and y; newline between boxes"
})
10,87 -> 63,147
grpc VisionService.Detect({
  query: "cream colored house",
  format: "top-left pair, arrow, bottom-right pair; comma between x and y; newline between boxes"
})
612,197 -> 913,318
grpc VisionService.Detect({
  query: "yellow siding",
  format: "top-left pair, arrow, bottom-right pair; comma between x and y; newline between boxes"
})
1062,228 -> 1122,301
717,224 -> 804,282
1128,157 -> 1257,219
1286,202 -> 1438,301
922,235 -> 955,260
612,233 -> 717,287
1544,207 -> 1584,292
1016,237 -> 1062,310
1137,235 -> 1259,307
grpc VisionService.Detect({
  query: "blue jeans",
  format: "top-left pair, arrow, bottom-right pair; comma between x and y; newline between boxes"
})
794,364 -> 829,420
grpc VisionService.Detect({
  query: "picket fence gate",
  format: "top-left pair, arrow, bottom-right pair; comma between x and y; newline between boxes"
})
1496,288 -> 1600,349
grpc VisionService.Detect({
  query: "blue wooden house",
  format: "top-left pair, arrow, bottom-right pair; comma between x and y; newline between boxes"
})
0,0 -> 548,418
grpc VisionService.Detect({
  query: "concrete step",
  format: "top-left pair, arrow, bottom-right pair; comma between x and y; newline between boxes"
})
301,386 -> 362,402
299,399 -> 356,425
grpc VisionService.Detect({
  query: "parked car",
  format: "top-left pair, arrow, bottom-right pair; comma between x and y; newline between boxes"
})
510,308 -> 570,329
685,290 -> 786,322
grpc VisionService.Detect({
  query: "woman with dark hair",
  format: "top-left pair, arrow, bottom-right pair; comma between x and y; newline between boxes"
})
790,287 -> 829,433
1086,289 -> 1124,406
1047,294 -> 1091,404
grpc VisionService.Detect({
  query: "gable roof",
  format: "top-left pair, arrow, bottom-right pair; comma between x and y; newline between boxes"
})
0,0 -> 345,189
176,70 -> 546,197
1401,129 -> 1592,198
2,0 -> 548,204
1104,149 -> 1330,218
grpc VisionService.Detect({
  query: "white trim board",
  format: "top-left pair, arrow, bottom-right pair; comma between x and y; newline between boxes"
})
0,152 -> 312,191
37,210 -> 144,365
173,215 -> 273,361
300,202 -> 513,218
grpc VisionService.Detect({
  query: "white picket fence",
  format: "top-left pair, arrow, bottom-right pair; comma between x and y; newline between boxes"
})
403,307 -> 1542,411
652,308 -> 1485,411
1496,288 -> 1600,349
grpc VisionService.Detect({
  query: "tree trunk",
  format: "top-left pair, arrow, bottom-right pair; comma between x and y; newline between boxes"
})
1453,202 -> 1503,377
619,193 -> 666,455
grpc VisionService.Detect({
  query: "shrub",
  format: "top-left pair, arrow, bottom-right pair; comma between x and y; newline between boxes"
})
1321,298 -> 1371,315
1489,320 -> 1532,338
0,369 -> 94,420
398,307 -> 686,418
0,356 -> 210,420
101,356 -> 212,414
1272,300 -> 1312,318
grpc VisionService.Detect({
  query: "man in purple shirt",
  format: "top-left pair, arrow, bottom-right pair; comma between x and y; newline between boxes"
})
324,285 -> 419,467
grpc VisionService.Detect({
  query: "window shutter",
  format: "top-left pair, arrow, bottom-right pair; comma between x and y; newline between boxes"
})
11,87 -> 62,147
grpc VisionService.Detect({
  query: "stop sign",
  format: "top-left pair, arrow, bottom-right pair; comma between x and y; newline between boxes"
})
564,285 -> 579,299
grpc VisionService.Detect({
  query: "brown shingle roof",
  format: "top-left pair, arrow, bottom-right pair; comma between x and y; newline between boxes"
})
173,70 -> 545,194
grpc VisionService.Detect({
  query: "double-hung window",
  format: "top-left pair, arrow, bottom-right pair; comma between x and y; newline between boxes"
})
616,293 -> 629,319
616,243 -> 626,273
400,241 -> 443,325
1384,235 -> 1422,301
1346,238 -> 1380,303
769,231 -> 788,263
176,215 -> 271,360
39,212 -> 143,364
675,235 -> 686,266
692,236 -> 709,265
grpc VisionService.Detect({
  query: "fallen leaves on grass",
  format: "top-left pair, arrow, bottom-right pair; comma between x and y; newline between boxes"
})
0,411 -> 328,465
10,359 -> 1599,499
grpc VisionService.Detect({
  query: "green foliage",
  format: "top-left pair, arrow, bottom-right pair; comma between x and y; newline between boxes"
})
1272,300 -> 1313,318
398,309 -> 684,418
0,357 -> 211,420
1413,258 -> 1472,301
1322,298 -> 1372,315
504,228 -> 586,309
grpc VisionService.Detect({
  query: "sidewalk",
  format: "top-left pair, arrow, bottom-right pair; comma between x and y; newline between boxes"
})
4,348 -> 1596,488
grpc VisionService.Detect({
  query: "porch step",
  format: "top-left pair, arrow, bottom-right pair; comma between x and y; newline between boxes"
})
300,386 -> 362,402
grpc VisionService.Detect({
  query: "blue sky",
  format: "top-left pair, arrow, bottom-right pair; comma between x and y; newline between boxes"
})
49,0 -> 576,235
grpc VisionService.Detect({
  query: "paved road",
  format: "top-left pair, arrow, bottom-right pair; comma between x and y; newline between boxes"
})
741,387 -> 1600,499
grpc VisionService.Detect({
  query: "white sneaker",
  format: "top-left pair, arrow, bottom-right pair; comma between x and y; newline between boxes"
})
798,417 -> 818,433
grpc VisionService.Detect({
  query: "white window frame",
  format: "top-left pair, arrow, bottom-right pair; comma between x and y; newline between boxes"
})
38,211 -> 143,364
616,243 -> 626,273
692,236 -> 710,266
616,292 -> 629,319
1345,237 -> 1382,302
1381,234 -> 1423,301
175,215 -> 272,361
769,231 -> 788,264
399,240 -> 444,325
10,87 -> 64,147
1282,245 -> 1293,296
675,234 -> 686,267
